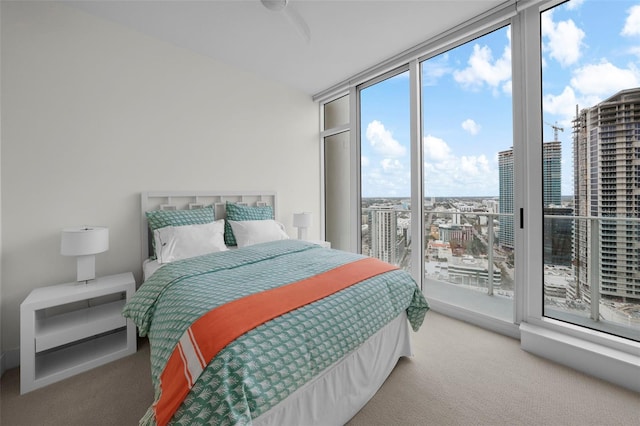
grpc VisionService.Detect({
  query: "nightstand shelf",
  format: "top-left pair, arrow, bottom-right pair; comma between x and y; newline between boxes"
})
35,329 -> 128,379
36,299 -> 126,351
20,272 -> 136,394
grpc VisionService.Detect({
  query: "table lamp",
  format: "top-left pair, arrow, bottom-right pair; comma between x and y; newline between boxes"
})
293,212 -> 312,240
61,226 -> 109,283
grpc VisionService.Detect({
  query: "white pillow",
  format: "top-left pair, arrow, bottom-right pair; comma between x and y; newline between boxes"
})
154,219 -> 227,264
228,219 -> 289,248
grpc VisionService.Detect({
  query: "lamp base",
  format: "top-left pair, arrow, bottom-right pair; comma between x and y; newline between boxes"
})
297,228 -> 308,241
76,255 -> 96,283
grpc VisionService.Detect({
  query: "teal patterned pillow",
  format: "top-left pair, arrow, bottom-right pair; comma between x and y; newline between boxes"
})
146,206 -> 215,258
224,202 -> 274,246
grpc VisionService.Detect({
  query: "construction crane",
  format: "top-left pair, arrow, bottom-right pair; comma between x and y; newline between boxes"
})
544,121 -> 564,141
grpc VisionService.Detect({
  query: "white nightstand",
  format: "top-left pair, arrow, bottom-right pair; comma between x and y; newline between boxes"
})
20,272 -> 137,394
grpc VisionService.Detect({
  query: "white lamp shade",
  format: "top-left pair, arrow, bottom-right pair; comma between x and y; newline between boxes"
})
61,227 -> 109,256
61,227 -> 109,282
293,212 -> 312,240
293,212 -> 312,228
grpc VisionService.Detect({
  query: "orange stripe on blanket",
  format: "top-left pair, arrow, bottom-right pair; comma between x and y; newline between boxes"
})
153,256 -> 398,426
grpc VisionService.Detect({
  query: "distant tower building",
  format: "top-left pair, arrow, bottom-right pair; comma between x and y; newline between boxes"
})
498,149 -> 514,250
500,142 -> 563,250
544,206 -> 573,266
543,141 -> 562,207
370,206 -> 397,264
439,223 -> 472,243
542,140 -> 571,266
484,199 -> 499,214
573,88 -> 640,304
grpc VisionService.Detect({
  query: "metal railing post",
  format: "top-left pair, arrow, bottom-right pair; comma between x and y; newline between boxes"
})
589,217 -> 600,321
487,215 -> 494,296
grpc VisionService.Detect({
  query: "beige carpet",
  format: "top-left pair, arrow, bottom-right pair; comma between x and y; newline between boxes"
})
1,311 -> 638,425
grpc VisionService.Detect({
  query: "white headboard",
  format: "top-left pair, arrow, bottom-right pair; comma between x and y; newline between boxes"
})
140,191 -> 277,259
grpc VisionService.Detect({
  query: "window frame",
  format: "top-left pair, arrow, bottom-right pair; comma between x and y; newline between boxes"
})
316,0 -> 640,392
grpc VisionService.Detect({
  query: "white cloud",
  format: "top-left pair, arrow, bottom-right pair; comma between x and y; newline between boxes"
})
361,121 -> 410,196
502,80 -> 512,96
453,42 -> 511,93
423,135 -> 498,196
461,119 -> 481,135
422,54 -> 452,86
541,11 -> 585,67
365,120 -> 406,158
381,158 -> 403,172
622,5 -> 640,36
565,0 -> 584,10
628,46 -> 640,58
423,135 -> 452,162
544,61 -> 640,122
362,159 -> 410,197
364,134 -> 499,196
570,61 -> 640,97
460,154 -> 491,176
543,86 -> 577,117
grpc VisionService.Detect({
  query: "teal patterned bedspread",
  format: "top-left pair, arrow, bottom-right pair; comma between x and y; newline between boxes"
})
123,240 -> 429,425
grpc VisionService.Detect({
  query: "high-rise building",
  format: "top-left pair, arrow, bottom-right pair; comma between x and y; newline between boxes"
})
370,206 -> 397,264
484,199 -> 499,214
500,142 -> 563,250
543,206 -> 573,266
498,149 -> 514,250
573,88 -> 640,303
543,141 -> 562,207
542,140 -> 571,266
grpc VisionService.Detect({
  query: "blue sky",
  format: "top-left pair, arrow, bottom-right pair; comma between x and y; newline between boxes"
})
360,0 -> 640,198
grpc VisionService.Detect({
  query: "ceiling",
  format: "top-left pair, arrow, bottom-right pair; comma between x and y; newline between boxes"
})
66,0 -> 507,96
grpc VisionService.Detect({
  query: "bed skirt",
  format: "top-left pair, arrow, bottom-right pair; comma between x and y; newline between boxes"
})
254,311 -> 412,426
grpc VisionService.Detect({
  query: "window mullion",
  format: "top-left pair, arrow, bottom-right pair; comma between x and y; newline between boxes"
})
409,59 -> 424,288
517,4 -> 544,325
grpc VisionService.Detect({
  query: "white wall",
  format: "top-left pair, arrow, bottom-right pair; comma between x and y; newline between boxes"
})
0,1 -> 320,365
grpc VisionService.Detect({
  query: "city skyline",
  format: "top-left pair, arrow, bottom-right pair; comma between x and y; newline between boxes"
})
360,0 -> 640,199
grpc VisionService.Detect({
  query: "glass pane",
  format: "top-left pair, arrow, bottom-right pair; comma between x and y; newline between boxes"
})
542,0 -> 639,341
421,27 -> 514,322
359,71 -> 410,271
324,95 -> 349,129
324,131 -> 351,251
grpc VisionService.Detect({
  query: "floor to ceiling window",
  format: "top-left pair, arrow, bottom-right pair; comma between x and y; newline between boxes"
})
421,27 -> 514,322
319,0 -> 639,392
541,0 -> 640,341
359,69 -> 411,271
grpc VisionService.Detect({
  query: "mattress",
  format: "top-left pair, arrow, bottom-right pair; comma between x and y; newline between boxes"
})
142,258 -> 163,282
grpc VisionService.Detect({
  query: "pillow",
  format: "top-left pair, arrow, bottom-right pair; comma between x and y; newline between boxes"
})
146,206 -> 215,258
228,219 -> 289,248
224,202 -> 274,246
154,219 -> 227,264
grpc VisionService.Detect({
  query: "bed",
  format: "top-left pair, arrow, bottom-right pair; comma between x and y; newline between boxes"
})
124,191 -> 429,426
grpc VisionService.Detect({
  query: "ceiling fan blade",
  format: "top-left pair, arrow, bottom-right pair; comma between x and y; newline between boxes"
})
260,0 -> 287,12
283,4 -> 311,43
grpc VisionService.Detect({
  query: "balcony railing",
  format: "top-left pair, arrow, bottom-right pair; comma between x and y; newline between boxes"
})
546,214 -> 640,340
361,205 -> 640,341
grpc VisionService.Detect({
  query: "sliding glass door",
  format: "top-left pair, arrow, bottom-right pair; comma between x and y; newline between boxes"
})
541,0 -> 640,341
